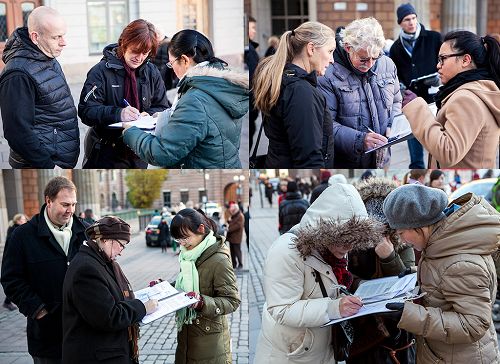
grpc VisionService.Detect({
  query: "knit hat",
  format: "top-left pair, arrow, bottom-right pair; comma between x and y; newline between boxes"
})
85,216 -> 131,242
383,185 -> 448,229
397,3 -> 417,24
287,181 -> 298,192
320,170 -> 332,182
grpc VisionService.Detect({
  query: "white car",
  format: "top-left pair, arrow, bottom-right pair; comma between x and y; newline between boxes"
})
202,202 -> 222,217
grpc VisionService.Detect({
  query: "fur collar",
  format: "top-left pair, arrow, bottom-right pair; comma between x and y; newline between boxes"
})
185,64 -> 249,89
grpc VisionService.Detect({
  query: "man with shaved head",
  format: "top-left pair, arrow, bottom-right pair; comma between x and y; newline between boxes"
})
0,6 -> 79,169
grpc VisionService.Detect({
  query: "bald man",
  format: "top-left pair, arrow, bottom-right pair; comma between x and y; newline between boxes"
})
0,6 -> 79,169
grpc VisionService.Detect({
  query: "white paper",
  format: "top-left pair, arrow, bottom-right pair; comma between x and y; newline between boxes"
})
108,115 -> 157,130
387,114 -> 412,140
134,281 -> 199,325
322,273 -> 418,326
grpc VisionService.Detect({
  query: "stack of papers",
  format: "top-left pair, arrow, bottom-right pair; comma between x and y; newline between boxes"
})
323,273 -> 418,326
108,115 -> 157,130
134,281 -> 198,324
365,114 -> 414,153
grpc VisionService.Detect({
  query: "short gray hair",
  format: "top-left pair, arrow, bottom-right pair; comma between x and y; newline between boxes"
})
340,17 -> 385,57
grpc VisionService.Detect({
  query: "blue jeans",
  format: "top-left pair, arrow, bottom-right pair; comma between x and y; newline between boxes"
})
407,138 -> 425,168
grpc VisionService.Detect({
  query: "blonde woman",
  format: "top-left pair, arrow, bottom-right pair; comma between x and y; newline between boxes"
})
253,21 -> 336,168
318,17 -> 402,169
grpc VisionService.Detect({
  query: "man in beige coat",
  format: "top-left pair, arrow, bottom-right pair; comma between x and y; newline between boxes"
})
384,184 -> 500,363
255,184 -> 385,363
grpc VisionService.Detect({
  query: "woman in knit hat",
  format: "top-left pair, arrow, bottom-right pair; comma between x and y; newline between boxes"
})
255,183 -> 385,363
346,178 -> 416,364
383,184 -> 500,363
62,216 -> 158,364
169,208 -> 240,363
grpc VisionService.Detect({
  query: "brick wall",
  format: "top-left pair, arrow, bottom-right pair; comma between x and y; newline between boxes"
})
21,170 -> 39,218
487,0 -> 500,34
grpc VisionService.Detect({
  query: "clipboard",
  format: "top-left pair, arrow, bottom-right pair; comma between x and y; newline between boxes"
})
364,113 -> 415,154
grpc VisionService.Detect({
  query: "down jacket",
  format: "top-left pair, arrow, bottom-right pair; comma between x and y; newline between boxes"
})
318,44 -> 402,168
254,184 -> 384,363
397,193 -> 500,363
123,64 -> 248,168
403,80 -> 500,168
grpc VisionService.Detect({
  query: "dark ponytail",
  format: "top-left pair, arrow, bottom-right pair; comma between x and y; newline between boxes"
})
169,29 -> 227,67
444,30 -> 500,89
170,208 -> 218,240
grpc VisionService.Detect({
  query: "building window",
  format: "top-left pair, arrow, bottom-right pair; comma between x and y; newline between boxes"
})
198,189 -> 207,204
0,2 -> 7,41
271,0 -> 309,36
180,189 -> 189,204
87,0 -> 127,55
21,2 -> 35,27
163,191 -> 171,207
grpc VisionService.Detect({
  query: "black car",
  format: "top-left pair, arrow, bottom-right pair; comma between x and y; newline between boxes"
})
145,215 -> 172,247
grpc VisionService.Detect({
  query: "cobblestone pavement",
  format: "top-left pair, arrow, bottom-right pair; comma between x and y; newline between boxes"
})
0,228 -> 249,363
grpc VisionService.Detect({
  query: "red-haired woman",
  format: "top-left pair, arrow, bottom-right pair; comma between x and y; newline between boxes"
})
78,19 -> 169,168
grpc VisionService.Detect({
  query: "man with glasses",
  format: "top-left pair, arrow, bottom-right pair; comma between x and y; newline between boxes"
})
318,17 -> 402,169
389,3 -> 442,168
1,176 -> 88,364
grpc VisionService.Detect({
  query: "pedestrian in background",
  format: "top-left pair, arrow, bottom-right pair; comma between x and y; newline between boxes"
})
245,16 -> 260,151
83,208 -> 95,225
152,29 -> 177,91
79,19 -> 169,168
278,181 -> 309,235
159,218 -> 171,254
0,6 -> 79,168
62,217 -> 158,364
170,208 -> 240,363
1,177 -> 87,364
226,203 -> 245,269
253,21 -> 335,168
2,213 -> 28,311
265,181 -> 274,207
310,170 -> 331,203
318,17 -> 402,169
384,184 -> 500,363
402,31 -> 500,168
255,184 -> 384,363
264,35 -> 279,57
123,29 -> 248,168
390,3 -> 442,169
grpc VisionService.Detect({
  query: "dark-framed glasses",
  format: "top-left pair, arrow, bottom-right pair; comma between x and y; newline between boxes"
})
357,53 -> 383,63
166,56 -> 180,69
114,240 -> 128,249
437,53 -> 465,66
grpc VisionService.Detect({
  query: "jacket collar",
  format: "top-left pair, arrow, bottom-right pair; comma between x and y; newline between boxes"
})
196,236 -> 229,266
283,63 -> 318,87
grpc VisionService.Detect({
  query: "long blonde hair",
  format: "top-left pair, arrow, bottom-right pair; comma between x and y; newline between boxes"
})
253,21 -> 335,115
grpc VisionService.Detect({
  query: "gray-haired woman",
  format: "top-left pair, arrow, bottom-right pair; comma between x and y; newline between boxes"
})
318,17 -> 402,169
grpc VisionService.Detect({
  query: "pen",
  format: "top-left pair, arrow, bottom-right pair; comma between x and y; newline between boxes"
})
365,126 -> 376,134
338,286 -> 352,296
123,99 -> 131,107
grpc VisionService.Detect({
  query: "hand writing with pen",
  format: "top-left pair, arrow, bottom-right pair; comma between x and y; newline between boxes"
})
363,126 -> 388,150
121,99 -> 149,129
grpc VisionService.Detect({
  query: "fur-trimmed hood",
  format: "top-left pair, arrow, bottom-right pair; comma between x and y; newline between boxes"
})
292,183 -> 384,257
355,177 -> 407,252
177,64 -> 249,119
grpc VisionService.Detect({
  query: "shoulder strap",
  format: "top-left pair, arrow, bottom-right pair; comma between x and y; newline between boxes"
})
313,268 -> 328,298
250,121 -> 264,159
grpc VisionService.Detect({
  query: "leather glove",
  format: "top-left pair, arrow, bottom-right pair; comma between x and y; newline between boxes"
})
402,89 -> 418,107
186,291 -> 204,311
149,278 -> 164,287
385,302 -> 404,311
144,299 -> 158,314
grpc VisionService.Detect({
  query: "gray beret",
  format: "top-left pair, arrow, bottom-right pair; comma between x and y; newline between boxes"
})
383,184 -> 448,229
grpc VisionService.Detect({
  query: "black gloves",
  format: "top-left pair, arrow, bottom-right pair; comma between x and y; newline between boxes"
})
398,267 -> 412,278
386,302 -> 404,311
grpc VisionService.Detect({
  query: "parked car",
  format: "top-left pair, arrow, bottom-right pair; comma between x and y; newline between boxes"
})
449,178 -> 497,204
145,215 -> 171,247
202,202 -> 221,217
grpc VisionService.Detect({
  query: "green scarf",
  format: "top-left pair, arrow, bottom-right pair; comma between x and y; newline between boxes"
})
175,230 -> 217,331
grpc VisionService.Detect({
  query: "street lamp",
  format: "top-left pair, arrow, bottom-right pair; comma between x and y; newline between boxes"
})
233,174 -> 245,206
203,169 -> 210,211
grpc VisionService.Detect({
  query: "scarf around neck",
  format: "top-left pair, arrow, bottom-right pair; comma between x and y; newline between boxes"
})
44,208 -> 73,256
86,239 -> 140,362
434,68 -> 493,109
399,22 -> 421,57
175,230 -> 217,331
320,249 -> 353,289
121,57 -> 141,110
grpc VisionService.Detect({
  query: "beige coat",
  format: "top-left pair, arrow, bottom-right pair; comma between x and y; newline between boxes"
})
254,184 -> 384,364
397,193 -> 500,363
403,80 -> 500,168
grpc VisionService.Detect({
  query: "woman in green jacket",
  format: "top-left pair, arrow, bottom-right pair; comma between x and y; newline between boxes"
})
122,30 -> 249,168
170,208 -> 240,363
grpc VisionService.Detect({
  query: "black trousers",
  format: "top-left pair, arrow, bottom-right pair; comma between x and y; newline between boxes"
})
229,243 -> 243,268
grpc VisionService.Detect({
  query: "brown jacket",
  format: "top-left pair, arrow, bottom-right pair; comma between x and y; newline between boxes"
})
226,211 -> 244,244
403,80 -> 500,168
398,193 -> 500,363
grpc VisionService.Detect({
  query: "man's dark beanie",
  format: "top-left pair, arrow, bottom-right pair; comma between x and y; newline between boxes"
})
287,181 -> 298,193
85,216 -> 131,242
397,3 -> 417,24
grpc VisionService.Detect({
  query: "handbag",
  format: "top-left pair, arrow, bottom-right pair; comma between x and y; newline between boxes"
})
314,269 -> 353,361
249,121 -> 267,168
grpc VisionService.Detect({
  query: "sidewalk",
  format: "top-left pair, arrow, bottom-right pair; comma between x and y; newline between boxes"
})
0,229 -> 249,363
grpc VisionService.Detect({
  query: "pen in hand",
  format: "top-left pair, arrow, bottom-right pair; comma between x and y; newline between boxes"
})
123,99 -> 131,107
